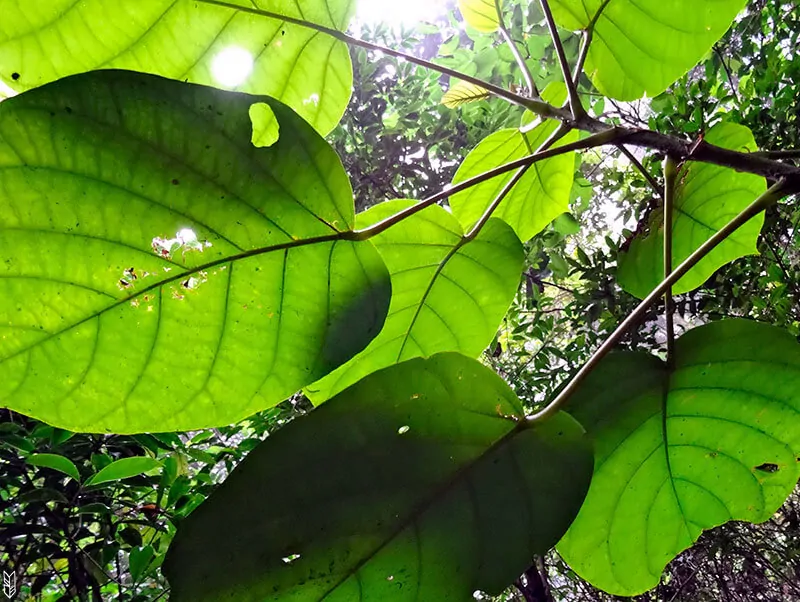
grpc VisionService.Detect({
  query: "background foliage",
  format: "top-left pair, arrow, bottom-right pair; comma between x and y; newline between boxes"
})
2,0 -> 800,600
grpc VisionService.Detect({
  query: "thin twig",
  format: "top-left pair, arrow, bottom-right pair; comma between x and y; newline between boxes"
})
496,0 -> 538,96
572,0 -> 612,86
617,144 -> 662,197
539,0 -> 585,119
714,46 -> 740,102
528,179 -> 788,423
196,0 -> 564,119
663,156 -> 678,367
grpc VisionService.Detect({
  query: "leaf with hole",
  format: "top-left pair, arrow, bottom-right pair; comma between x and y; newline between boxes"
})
0,0 -> 355,136
550,0 -> 746,100
85,456 -> 162,486
0,70 -> 390,433
26,453 -> 80,482
164,353 -> 593,601
557,319 -> 800,595
617,122 -> 766,298
306,200 -> 523,403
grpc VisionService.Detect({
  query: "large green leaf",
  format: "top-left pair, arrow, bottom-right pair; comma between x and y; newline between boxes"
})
0,70 -> 390,433
450,84 -> 577,242
0,0 -> 354,136
305,200 -> 523,403
164,353 -> 593,602
617,123 -> 765,299
550,0 -> 746,100
558,319 -> 800,595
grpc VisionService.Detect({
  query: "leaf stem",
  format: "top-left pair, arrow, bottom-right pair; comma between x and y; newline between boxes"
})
353,127 -> 613,240
527,178 -> 788,424
539,0 -> 585,119
617,145 -> 662,197
196,0 -> 561,118
495,0 -> 538,97
663,156 -> 678,368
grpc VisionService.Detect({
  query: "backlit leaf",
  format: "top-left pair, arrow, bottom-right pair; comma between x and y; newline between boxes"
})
306,201 -> 523,402
0,70 -> 390,433
617,122 -> 766,298
0,0 -> 355,136
442,80 -> 491,108
550,0 -> 746,100
558,320 -> 800,595
164,353 -> 593,602
85,456 -> 162,486
458,0 -> 501,33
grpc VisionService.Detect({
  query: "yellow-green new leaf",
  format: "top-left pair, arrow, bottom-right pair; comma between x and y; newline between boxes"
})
442,81 -> 491,108
306,200 -> 523,403
0,70 -> 390,433
165,354 -> 594,602
458,0 -> 502,32
550,0 -> 747,100
558,320 -> 800,595
0,0 -> 356,136
617,122 -> 766,299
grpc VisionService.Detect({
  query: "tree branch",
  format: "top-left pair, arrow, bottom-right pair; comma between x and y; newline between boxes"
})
528,179 -> 789,423
539,0 -> 586,119
496,0 -> 538,97
663,156 -> 678,367
617,144 -> 662,197
196,0 -> 562,118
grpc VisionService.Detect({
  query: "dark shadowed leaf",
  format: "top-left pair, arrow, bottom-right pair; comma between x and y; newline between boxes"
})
165,353 -> 593,601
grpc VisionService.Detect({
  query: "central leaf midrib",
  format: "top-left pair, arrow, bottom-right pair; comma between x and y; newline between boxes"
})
315,417 -> 527,602
0,231 -> 345,367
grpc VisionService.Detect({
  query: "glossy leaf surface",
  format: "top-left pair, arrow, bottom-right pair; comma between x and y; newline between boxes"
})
306,201 -> 523,403
86,457 -> 162,486
617,123 -> 766,298
442,81 -> 491,108
0,70 -> 390,433
558,320 -> 800,595
550,0 -> 746,100
0,0 -> 355,136
165,353 -> 593,602
27,453 -> 80,482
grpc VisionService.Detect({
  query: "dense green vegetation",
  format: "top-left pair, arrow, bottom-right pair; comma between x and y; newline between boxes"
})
1,0 -> 800,600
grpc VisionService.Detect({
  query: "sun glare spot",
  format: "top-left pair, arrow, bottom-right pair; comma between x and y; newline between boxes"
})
211,47 -> 254,88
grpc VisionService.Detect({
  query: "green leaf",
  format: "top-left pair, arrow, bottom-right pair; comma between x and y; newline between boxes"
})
85,456 -> 162,486
558,320 -> 800,595
550,0 -> 746,100
442,80 -> 491,108
617,123 -> 766,298
450,125 -> 578,242
306,201 -> 523,402
129,545 -> 155,583
0,70 -> 390,433
27,453 -> 80,482
458,0 -> 501,33
0,0 -> 355,136
164,353 -> 593,601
